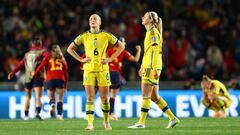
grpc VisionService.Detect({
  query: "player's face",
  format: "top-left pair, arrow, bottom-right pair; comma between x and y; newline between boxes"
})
202,81 -> 211,90
89,15 -> 101,28
142,12 -> 151,25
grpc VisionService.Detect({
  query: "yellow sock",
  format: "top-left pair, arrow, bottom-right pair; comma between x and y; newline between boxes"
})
102,102 -> 110,123
86,101 -> 94,126
156,97 -> 175,120
138,97 -> 150,124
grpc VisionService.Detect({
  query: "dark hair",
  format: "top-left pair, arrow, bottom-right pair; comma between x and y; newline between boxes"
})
31,36 -> 42,45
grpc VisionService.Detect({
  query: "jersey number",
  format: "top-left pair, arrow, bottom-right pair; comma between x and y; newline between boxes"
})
94,48 -> 99,55
49,59 -> 63,71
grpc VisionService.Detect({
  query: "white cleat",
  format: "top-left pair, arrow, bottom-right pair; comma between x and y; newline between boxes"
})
23,116 -> 30,121
166,117 -> 180,128
128,123 -> 145,129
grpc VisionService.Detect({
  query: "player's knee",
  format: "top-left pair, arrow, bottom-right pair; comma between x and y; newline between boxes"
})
86,97 -> 94,103
100,97 -> 108,103
201,98 -> 209,107
213,97 -> 218,101
151,96 -> 158,102
110,91 -> 118,98
86,95 -> 94,101
226,101 -> 232,108
110,94 -> 116,98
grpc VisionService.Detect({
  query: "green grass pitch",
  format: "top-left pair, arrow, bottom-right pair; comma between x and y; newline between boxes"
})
0,118 -> 240,135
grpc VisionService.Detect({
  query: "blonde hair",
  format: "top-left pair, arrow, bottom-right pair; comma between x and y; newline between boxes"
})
148,11 -> 162,35
202,75 -> 211,82
51,45 -> 65,61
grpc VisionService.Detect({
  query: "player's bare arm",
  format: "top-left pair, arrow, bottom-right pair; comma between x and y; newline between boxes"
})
128,45 -> 141,62
101,41 -> 125,64
67,43 -> 91,63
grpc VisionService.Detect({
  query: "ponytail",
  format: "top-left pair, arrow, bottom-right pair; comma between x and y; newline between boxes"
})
156,17 -> 162,35
149,11 -> 162,37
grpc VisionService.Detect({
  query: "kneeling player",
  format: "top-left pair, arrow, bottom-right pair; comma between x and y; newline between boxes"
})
201,75 -> 232,118
33,45 -> 68,120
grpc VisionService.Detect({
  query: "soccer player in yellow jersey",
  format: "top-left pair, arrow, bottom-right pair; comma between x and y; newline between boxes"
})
128,11 -> 179,129
201,75 -> 232,118
67,14 -> 124,131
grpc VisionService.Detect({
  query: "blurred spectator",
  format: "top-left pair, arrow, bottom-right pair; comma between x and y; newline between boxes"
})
184,78 -> 196,90
0,0 -> 240,82
206,45 -> 223,70
4,52 -> 20,81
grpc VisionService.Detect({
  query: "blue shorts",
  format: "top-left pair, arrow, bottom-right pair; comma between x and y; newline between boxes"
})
46,79 -> 65,90
110,71 -> 121,89
25,78 -> 44,89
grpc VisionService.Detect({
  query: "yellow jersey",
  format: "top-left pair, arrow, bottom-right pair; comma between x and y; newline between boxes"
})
210,80 -> 231,100
141,27 -> 162,70
73,30 -> 118,72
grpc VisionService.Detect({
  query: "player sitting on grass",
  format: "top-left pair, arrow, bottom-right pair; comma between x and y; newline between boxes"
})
201,75 -> 232,118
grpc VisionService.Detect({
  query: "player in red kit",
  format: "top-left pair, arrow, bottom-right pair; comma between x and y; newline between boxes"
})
8,37 -> 50,120
33,45 -> 68,120
107,37 -> 141,120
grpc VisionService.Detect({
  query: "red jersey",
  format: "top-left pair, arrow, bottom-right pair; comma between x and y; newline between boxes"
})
107,48 -> 132,73
34,56 -> 68,88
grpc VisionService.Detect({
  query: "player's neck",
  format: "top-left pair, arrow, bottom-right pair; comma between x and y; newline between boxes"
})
90,27 -> 100,34
145,24 -> 153,31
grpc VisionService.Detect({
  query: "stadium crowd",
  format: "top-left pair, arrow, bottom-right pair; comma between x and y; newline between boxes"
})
0,0 -> 240,88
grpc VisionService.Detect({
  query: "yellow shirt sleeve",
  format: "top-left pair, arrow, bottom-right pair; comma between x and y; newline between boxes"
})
73,35 -> 83,46
108,33 -> 118,46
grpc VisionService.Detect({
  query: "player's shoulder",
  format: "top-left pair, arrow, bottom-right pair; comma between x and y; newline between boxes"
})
101,30 -> 115,37
79,30 -> 91,37
212,80 -> 220,83
75,30 -> 90,39
150,27 -> 159,35
212,80 -> 224,86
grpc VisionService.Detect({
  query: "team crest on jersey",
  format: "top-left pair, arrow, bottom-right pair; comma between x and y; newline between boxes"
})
152,36 -> 156,42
